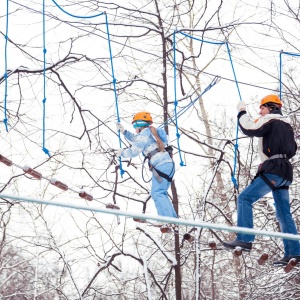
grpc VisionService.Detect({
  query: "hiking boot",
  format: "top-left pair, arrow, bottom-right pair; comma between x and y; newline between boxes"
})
273,255 -> 300,265
222,240 -> 252,251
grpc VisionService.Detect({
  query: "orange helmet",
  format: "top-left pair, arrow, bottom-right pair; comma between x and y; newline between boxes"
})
132,112 -> 153,124
260,94 -> 282,108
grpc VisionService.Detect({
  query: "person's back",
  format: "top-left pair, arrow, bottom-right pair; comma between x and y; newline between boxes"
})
116,111 -> 177,219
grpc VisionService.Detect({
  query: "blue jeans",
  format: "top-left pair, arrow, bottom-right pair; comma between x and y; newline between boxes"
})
151,162 -> 177,218
237,172 -> 300,256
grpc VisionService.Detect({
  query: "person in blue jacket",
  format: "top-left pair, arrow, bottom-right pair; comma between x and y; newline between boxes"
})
223,95 -> 300,265
116,111 -> 177,218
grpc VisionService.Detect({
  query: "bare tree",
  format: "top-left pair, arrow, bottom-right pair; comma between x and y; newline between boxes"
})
0,0 -> 300,299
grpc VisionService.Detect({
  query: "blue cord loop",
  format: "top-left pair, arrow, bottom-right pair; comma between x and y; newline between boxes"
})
159,76 -> 220,129
279,51 -> 300,100
41,2 -> 123,175
173,31 -> 186,166
175,32 -> 242,187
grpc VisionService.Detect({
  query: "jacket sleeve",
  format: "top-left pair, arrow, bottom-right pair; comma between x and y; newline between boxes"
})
121,133 -> 149,158
123,130 -> 136,142
238,111 -> 272,137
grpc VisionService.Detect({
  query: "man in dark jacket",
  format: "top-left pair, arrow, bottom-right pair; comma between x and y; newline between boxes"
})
223,94 -> 300,265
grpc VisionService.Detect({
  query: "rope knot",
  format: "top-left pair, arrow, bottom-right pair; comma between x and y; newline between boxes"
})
42,147 -> 50,156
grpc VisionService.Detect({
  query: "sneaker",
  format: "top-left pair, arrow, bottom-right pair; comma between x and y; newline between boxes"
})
222,240 -> 252,251
273,255 -> 300,265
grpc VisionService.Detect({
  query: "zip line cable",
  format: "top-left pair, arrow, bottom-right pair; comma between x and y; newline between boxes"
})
2,192 -> 300,241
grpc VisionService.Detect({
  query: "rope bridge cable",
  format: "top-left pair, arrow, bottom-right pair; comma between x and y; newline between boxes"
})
175,32 -> 242,188
3,0 -> 9,132
2,192 -> 300,241
279,50 -> 300,100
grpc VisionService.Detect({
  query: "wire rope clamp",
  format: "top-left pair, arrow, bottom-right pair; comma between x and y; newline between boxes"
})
23,166 -> 42,180
50,179 -> 68,191
79,191 -> 93,201
106,203 -> 120,210
0,155 -> 12,166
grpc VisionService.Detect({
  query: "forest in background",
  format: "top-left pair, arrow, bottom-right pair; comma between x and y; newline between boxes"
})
0,0 -> 300,299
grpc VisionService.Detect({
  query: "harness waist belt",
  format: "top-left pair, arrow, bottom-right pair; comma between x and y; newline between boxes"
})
147,145 -> 173,159
148,148 -> 164,158
267,154 -> 287,160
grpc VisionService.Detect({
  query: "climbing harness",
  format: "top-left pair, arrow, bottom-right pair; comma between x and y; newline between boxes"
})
254,154 -> 290,191
143,146 -> 174,183
259,173 -> 289,191
141,126 -> 175,183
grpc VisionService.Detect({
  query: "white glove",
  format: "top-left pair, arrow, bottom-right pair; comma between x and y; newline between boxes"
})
117,148 -> 123,157
116,122 -> 125,133
237,101 -> 246,112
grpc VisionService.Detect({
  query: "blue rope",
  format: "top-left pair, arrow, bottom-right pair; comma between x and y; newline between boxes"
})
159,76 -> 221,128
42,2 -> 125,171
104,13 -> 124,177
173,31 -> 185,166
3,0 -> 9,132
42,0 -> 50,157
176,32 -> 242,188
50,0 -> 104,18
279,51 -> 300,100
279,51 -> 283,100
178,32 -> 224,46
225,42 -> 242,189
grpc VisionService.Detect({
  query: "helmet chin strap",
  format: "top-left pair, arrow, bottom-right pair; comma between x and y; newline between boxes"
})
136,126 -> 148,133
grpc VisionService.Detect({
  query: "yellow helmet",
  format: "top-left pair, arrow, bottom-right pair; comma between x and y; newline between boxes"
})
132,112 -> 153,124
260,94 -> 282,108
